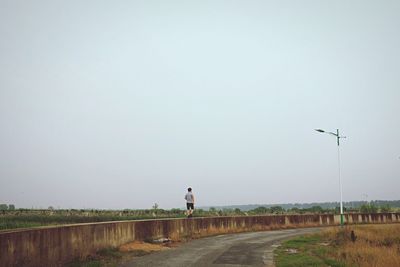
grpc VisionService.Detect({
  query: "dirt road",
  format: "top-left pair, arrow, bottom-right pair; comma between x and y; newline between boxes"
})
121,227 -> 322,267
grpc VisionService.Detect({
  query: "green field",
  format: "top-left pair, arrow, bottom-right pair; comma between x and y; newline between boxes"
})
0,209 -> 185,230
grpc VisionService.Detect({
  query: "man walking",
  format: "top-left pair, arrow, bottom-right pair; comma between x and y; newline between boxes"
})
185,187 -> 195,218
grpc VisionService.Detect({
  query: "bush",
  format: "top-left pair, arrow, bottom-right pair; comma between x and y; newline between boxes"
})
250,206 -> 270,214
270,206 -> 285,214
380,205 -> 391,213
360,204 -> 378,213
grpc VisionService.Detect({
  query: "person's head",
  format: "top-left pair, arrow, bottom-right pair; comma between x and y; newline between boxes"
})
188,187 -> 192,192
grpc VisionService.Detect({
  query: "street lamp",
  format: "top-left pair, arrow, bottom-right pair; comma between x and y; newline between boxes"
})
315,128 -> 346,226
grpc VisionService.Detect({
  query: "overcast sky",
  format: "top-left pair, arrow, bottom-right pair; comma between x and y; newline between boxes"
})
1,1 -> 399,209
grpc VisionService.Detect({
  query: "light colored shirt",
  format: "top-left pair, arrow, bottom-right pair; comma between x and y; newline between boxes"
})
185,192 -> 194,203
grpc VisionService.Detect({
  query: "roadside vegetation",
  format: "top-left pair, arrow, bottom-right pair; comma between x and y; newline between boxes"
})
0,202 -> 398,230
275,224 -> 400,267
0,208 -> 185,230
67,241 -> 172,267
67,248 -> 125,267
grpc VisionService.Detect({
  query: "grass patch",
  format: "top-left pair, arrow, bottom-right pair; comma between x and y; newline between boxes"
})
274,234 -> 345,267
284,235 -> 321,248
0,221 -> 43,230
67,241 -> 169,267
97,248 -> 123,259
66,248 -> 126,267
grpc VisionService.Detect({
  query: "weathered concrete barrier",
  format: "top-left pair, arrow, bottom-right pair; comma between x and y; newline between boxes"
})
0,213 -> 398,267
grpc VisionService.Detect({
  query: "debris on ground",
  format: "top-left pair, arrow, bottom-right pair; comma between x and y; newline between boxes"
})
285,248 -> 298,254
151,237 -> 171,244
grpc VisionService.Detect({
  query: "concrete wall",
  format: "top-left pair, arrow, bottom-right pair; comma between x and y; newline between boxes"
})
0,213 -> 398,267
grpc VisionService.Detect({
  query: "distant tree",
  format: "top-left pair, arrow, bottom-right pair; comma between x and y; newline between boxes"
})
152,203 -> 159,210
270,206 -> 285,214
48,206 -> 54,210
360,204 -> 378,213
360,204 -> 368,213
380,205 -> 391,213
251,206 -> 270,214
309,206 -> 324,213
289,207 -> 302,214
222,208 -> 234,215
234,208 -> 242,214
0,204 -> 8,210
170,208 -> 182,214
334,206 -> 341,214
8,204 -> 15,210
195,208 -> 205,215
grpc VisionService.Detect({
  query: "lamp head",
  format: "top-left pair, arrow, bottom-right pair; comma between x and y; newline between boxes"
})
315,129 -> 325,133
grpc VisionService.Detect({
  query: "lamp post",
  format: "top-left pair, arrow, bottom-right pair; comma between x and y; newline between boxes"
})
315,128 -> 346,226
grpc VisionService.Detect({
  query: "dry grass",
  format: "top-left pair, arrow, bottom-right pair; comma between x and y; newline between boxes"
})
118,241 -> 169,253
323,224 -> 400,267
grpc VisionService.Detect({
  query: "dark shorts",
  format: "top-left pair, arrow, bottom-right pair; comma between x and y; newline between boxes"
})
186,203 -> 194,210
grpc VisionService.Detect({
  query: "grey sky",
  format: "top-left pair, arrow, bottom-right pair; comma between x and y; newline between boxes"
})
1,1 -> 399,209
